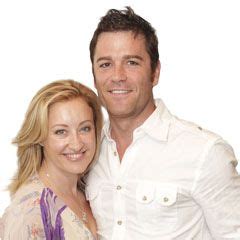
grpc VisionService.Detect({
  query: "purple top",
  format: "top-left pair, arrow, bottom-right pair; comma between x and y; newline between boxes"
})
0,176 -> 95,240
40,188 -> 66,239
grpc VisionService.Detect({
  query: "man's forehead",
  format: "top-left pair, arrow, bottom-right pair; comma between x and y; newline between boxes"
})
94,31 -> 147,56
97,30 -> 145,41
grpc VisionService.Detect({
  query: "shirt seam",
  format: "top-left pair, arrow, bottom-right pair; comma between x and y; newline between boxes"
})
191,136 -> 222,195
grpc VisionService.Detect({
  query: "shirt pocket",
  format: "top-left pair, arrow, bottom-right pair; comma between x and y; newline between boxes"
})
136,182 -> 178,232
85,184 -> 102,219
86,183 -> 113,231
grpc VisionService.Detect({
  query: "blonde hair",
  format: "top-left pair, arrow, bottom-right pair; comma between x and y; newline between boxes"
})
9,80 -> 103,196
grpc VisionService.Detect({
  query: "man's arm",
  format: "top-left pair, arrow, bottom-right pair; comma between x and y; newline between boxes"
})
192,139 -> 240,239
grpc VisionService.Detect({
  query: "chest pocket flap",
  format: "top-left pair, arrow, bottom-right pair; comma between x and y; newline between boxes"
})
136,182 -> 156,204
85,184 -> 100,201
136,182 -> 178,206
156,187 -> 177,207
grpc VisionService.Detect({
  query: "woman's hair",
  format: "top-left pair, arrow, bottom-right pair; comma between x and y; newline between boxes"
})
9,79 -> 103,196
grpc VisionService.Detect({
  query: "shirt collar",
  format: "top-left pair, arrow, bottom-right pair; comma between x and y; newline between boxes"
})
138,99 -> 172,141
101,99 -> 172,142
101,120 -> 111,142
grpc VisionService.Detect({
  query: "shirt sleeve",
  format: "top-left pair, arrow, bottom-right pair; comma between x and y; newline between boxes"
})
2,205 -> 45,239
192,139 -> 240,239
0,217 -> 4,239
2,192 -> 46,240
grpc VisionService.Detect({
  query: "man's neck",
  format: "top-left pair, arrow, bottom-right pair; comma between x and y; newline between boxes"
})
109,102 -> 156,160
110,119 -> 133,161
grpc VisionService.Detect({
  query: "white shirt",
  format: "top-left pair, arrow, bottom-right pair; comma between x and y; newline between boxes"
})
86,99 -> 240,240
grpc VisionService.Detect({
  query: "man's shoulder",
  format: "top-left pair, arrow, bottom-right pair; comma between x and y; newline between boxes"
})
153,99 -> 222,144
171,115 -> 221,143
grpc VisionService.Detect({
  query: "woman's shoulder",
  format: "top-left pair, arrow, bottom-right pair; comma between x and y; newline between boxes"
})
11,175 -> 43,207
2,175 -> 44,219
1,176 -> 46,239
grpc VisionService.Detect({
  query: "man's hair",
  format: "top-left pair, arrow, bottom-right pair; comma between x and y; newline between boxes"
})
90,6 -> 159,72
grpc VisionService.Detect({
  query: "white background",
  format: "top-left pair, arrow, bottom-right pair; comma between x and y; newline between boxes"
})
0,0 -> 239,216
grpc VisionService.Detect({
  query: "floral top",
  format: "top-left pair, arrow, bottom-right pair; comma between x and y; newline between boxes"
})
0,176 -> 95,240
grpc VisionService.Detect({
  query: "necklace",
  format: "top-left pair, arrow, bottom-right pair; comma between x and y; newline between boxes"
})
81,210 -> 87,223
41,167 -> 88,223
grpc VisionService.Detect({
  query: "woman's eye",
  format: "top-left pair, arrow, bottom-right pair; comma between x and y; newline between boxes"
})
80,126 -> 91,133
55,129 -> 66,135
99,62 -> 111,68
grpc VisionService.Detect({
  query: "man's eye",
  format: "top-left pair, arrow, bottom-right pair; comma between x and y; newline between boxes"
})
55,129 -> 66,135
127,60 -> 139,65
99,62 -> 111,68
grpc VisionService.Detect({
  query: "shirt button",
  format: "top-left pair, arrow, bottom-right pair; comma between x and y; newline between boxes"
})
114,151 -> 117,156
116,185 -> 122,190
163,197 -> 169,202
117,220 -> 122,225
142,195 -> 147,201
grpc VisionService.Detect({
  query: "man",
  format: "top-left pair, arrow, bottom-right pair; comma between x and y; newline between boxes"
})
86,7 -> 240,240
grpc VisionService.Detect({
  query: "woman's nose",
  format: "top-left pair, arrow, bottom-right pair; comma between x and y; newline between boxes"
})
69,134 -> 84,151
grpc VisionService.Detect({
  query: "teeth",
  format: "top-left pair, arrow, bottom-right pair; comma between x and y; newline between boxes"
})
110,90 -> 130,94
65,153 -> 83,161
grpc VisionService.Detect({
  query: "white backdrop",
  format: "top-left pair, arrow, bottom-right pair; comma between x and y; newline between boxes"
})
0,0 -> 239,216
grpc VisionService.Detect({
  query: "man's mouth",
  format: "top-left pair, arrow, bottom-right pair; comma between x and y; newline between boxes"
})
108,89 -> 132,94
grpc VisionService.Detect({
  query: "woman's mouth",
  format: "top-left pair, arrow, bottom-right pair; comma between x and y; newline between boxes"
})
63,152 -> 86,161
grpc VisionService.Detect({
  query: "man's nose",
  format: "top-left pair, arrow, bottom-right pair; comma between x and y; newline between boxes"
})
112,64 -> 127,83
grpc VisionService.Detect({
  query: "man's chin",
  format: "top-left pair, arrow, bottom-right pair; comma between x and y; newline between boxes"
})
107,109 -> 134,119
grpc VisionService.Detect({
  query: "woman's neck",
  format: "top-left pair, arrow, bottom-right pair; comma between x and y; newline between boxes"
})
38,161 -> 79,197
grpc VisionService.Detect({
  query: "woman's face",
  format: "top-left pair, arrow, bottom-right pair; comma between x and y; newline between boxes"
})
42,97 -> 96,177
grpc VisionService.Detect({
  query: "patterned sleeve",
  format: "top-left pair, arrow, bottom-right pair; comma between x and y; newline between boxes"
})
2,209 -> 46,239
0,216 -> 4,239
1,190 -> 46,240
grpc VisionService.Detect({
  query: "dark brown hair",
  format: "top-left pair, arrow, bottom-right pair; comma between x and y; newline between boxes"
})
90,6 -> 159,72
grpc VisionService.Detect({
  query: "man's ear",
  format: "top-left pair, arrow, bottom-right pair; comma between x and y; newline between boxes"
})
94,79 -> 97,89
92,67 -> 97,88
152,60 -> 161,87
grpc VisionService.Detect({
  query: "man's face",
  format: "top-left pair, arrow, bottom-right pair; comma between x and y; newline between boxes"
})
93,31 -> 160,120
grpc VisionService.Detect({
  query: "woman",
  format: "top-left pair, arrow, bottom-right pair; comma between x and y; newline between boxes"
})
0,80 -> 103,239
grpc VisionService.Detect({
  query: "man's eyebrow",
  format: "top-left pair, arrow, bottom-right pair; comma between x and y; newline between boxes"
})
96,55 -> 143,63
123,55 -> 143,61
96,56 -> 111,63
